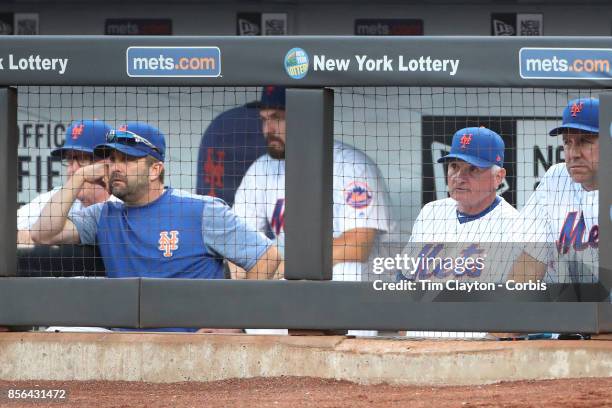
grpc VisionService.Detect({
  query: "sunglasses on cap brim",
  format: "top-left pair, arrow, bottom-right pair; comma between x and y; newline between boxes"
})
106,129 -> 160,153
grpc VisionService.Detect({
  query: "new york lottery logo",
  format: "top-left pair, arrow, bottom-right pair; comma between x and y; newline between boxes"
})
284,48 -> 309,79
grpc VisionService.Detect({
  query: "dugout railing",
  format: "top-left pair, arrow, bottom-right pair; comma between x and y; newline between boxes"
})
0,36 -> 611,333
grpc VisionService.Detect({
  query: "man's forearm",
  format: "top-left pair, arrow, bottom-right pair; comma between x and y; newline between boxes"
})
332,228 -> 378,265
17,230 -> 34,245
247,245 -> 281,280
31,174 -> 84,243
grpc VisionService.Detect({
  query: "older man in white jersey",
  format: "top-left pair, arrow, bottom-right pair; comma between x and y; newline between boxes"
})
409,127 -> 516,243
511,97 -> 599,284
404,126 -> 518,338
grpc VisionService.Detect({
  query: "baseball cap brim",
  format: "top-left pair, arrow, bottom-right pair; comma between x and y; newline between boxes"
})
50,146 -> 95,158
437,153 -> 494,168
549,123 -> 599,136
94,143 -> 152,159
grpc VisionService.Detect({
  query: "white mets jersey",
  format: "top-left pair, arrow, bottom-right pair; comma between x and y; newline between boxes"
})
409,196 -> 520,243
233,141 -> 391,282
520,163 -> 598,283
404,196 -> 519,339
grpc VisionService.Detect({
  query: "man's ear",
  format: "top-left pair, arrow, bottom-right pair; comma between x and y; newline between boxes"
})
149,161 -> 164,181
496,167 -> 507,186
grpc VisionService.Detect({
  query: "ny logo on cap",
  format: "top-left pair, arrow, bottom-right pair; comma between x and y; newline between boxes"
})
71,124 -> 85,140
460,133 -> 473,149
570,102 -> 584,117
265,86 -> 276,96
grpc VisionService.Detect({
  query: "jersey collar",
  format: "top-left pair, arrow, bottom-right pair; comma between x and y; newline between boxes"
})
456,196 -> 501,224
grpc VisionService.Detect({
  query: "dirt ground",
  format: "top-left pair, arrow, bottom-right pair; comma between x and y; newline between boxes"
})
0,377 -> 611,408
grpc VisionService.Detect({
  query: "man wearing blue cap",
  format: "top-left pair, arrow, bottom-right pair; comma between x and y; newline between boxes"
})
403,126 -> 518,339
17,120 -> 112,244
32,122 -> 281,331
409,126 -> 516,242
511,97 -> 599,284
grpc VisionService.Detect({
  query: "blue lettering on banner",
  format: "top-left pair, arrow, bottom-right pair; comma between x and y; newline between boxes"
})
520,48 -> 612,80
126,47 -> 221,77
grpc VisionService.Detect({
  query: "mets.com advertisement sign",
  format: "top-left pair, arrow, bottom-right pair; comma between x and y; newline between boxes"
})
126,46 -> 221,77
520,48 -> 612,80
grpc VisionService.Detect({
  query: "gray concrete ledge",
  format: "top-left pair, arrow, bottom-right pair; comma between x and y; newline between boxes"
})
0,333 -> 611,386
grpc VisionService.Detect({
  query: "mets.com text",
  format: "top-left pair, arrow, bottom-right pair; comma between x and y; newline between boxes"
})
520,48 -> 612,79
131,55 -> 217,71
126,47 -> 221,77
524,56 -> 609,74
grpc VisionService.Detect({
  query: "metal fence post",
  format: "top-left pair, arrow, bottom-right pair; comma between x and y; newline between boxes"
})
599,92 -> 612,300
285,88 -> 334,280
0,87 -> 17,277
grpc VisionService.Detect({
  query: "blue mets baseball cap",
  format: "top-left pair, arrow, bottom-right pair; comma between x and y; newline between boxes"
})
438,126 -> 505,168
94,122 -> 165,162
51,120 -> 111,158
259,86 -> 286,109
549,97 -> 599,136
